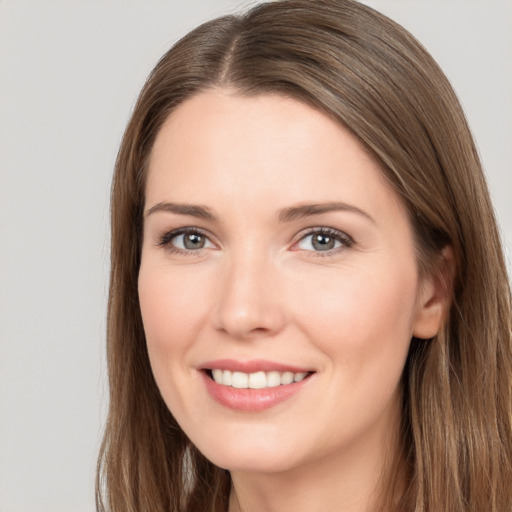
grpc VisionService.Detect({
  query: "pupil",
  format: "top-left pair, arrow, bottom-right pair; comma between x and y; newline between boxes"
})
312,234 -> 334,251
184,233 -> 204,250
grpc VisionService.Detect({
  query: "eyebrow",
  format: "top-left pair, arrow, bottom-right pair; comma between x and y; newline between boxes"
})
277,201 -> 375,224
145,200 -> 375,224
146,201 -> 216,220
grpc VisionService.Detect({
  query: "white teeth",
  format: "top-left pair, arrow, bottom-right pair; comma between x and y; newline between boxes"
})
231,371 -> 249,388
210,369 -> 310,388
248,371 -> 267,389
267,371 -> 281,388
222,369 -> 232,386
294,372 -> 307,382
280,371 -> 294,385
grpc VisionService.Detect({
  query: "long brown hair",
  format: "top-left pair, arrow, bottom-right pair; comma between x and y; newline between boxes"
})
96,1 -> 512,510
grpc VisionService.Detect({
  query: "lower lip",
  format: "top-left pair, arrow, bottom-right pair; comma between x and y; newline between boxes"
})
201,371 -> 312,412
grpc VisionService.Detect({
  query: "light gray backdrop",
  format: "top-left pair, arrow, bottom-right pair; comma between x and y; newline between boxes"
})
0,1 -> 510,511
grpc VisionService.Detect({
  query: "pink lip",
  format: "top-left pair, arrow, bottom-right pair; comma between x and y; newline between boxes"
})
200,358 -> 311,373
199,360 -> 314,412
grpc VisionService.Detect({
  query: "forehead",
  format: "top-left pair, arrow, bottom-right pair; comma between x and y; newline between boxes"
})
146,89 -> 405,224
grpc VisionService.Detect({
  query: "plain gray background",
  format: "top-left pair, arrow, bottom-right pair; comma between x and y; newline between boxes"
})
0,1 -> 510,511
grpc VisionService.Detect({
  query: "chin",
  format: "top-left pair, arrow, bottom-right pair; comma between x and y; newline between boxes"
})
207,448 -> 300,475
190,426 -> 304,474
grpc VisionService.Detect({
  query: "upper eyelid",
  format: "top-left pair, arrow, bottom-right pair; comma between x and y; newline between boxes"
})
157,227 -> 215,247
292,226 -> 353,244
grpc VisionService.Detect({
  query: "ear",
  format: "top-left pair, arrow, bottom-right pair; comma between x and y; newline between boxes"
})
413,246 -> 455,340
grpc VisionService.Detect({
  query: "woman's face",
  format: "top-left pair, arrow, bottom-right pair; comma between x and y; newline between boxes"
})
138,90 -> 442,475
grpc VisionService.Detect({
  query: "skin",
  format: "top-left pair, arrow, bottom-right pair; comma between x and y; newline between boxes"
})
138,90 -> 447,512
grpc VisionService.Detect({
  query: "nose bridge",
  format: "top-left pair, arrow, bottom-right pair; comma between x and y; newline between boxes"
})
213,242 -> 285,339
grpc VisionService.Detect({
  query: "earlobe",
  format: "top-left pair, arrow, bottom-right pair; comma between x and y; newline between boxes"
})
413,246 -> 455,340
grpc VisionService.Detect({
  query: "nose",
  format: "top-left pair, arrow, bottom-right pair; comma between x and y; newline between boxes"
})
212,249 -> 286,340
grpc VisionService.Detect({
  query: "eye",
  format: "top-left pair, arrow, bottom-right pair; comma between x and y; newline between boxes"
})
295,228 -> 353,254
159,228 -> 215,253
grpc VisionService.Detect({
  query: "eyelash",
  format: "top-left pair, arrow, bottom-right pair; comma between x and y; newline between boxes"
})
157,227 -> 213,256
293,227 -> 354,257
157,227 -> 354,257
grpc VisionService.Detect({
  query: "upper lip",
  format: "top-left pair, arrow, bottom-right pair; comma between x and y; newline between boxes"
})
200,359 -> 313,374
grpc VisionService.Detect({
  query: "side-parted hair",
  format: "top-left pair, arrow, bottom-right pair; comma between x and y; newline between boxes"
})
96,1 -> 512,511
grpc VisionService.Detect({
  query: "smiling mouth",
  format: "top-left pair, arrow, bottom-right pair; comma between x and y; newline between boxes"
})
205,369 -> 313,389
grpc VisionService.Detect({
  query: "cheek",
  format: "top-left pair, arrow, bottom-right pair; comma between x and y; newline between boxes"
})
291,258 -> 418,338
137,263 -> 211,394
138,262 -> 218,427
288,256 -> 418,395
139,263 -> 209,343
283,260 -> 418,447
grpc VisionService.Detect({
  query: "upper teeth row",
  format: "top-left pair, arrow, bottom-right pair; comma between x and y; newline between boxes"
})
211,369 -> 308,389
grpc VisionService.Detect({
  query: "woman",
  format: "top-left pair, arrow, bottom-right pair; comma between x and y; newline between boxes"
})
96,1 -> 512,511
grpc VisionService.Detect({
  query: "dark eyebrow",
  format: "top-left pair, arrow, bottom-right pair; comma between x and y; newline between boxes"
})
277,202 -> 375,224
145,201 -> 216,220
